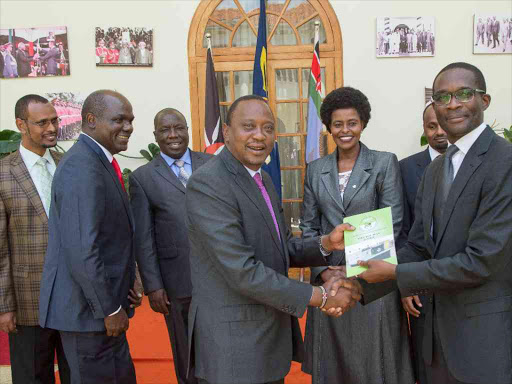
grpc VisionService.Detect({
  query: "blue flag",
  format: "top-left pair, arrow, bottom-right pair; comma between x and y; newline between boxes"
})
253,0 -> 267,99
262,142 -> 282,200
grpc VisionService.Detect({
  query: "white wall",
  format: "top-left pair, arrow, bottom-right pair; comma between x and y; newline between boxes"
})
1,0 -> 511,170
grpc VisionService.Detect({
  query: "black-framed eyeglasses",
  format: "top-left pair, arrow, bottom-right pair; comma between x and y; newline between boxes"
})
431,88 -> 485,106
22,117 -> 61,128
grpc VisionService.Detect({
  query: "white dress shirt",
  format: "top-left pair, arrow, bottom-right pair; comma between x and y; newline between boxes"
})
19,144 -> 57,215
428,146 -> 442,161
80,133 -> 121,317
448,122 -> 487,180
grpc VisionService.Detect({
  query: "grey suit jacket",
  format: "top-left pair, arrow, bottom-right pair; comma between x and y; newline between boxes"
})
301,143 -> 404,283
395,127 -> 512,383
185,147 -> 330,384
129,151 -> 211,299
39,135 -> 136,332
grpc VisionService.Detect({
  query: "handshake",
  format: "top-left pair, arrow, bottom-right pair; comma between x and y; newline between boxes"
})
310,265 -> 362,317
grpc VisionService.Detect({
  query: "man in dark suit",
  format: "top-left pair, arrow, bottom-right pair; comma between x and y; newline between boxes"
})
0,94 -> 71,383
38,40 -> 60,76
130,108 -> 211,384
39,90 -> 141,384
15,43 -> 35,77
359,62 -> 512,384
186,95 -> 362,384
398,101 -> 447,384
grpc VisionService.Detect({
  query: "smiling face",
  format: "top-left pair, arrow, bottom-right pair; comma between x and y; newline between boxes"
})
223,99 -> 275,171
329,108 -> 363,155
423,105 -> 447,153
433,68 -> 490,143
16,102 -> 58,156
154,112 -> 189,159
89,94 -> 134,155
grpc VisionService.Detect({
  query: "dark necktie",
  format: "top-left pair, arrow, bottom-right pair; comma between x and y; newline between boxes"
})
253,173 -> 281,242
111,158 -> 126,191
433,145 -> 458,241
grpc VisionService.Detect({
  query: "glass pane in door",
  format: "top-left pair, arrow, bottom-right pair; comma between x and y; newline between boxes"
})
281,169 -> 303,199
234,71 -> 253,99
275,69 -> 299,100
276,103 -> 301,133
277,136 -> 302,166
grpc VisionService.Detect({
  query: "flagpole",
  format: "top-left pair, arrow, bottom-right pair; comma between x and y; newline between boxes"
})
205,32 -> 212,51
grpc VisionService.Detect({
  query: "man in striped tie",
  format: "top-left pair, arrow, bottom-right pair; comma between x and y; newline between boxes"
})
39,90 -> 141,384
185,95 -> 362,384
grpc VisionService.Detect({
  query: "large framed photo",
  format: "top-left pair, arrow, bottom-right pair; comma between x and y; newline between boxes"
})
46,92 -> 84,141
95,27 -> 153,66
376,17 -> 435,57
0,26 -> 70,78
473,15 -> 511,54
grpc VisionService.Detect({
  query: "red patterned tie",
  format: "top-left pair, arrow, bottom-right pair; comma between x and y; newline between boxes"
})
111,158 -> 126,191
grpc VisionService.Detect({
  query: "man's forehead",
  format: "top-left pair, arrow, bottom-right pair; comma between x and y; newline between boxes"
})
435,68 -> 477,91
235,100 -> 274,120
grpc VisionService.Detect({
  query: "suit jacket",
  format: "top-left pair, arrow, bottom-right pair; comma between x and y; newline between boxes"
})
39,135 -> 136,332
16,50 -> 33,77
185,147 -> 330,384
129,151 -> 211,299
302,143 -> 404,283
399,148 -> 431,239
39,47 -> 60,75
2,53 -> 17,78
395,127 -> 512,383
0,149 -> 62,326
492,20 -> 501,34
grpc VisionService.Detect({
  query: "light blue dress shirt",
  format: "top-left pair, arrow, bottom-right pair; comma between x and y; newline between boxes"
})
161,148 -> 192,177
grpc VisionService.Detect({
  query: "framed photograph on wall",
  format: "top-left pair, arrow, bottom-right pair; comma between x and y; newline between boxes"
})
95,27 -> 153,66
473,15 -> 511,54
46,92 -> 84,141
376,17 -> 435,57
0,26 -> 70,78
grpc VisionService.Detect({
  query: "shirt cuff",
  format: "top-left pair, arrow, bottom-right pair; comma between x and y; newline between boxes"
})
108,305 -> 122,317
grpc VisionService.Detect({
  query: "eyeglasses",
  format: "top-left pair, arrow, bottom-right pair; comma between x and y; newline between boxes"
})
431,88 -> 485,106
22,117 -> 61,128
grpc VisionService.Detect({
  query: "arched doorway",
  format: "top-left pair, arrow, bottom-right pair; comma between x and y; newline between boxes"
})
188,0 -> 343,240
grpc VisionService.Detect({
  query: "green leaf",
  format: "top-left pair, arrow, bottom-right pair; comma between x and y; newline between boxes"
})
420,133 -> 428,146
503,127 -> 512,143
0,129 -> 21,141
140,149 -> 153,162
122,168 -> 132,176
148,143 -> 160,157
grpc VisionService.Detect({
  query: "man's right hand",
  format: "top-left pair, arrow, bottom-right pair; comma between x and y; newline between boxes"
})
148,289 -> 170,315
401,295 -> 422,317
104,308 -> 129,337
323,286 -> 361,317
0,312 -> 17,334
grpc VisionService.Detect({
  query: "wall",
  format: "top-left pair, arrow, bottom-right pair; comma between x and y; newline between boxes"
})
1,0 -> 511,170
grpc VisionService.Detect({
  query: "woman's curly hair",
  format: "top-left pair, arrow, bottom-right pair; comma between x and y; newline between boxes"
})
320,87 -> 371,132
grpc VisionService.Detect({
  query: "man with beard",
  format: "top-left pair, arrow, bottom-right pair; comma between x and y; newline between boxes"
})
0,94 -> 71,384
398,101 -> 447,384
130,108 -> 211,384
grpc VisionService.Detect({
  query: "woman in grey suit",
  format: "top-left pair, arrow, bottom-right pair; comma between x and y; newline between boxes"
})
301,87 -> 414,384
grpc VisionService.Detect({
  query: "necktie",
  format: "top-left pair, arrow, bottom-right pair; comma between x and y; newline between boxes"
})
174,160 -> 190,187
111,158 -> 126,191
34,157 -> 53,217
433,145 -> 459,241
253,173 -> 281,242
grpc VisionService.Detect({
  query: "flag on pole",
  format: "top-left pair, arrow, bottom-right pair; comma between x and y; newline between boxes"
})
305,23 -> 323,163
253,0 -> 281,198
204,38 -> 224,154
253,0 -> 268,99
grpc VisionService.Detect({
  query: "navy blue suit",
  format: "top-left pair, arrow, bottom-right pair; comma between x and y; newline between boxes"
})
398,147 -> 431,384
39,134 -> 136,383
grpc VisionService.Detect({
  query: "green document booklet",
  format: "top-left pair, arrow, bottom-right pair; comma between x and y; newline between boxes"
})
343,207 -> 397,278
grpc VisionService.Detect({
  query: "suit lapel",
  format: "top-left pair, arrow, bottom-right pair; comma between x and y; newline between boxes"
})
154,154 -> 186,194
434,127 -> 492,250
10,150 -> 48,224
191,151 -> 208,173
424,160 -> 440,254
221,149 -> 285,259
342,143 -> 372,210
416,148 -> 431,182
320,151 -> 346,215
80,135 -> 134,230
263,171 -> 288,265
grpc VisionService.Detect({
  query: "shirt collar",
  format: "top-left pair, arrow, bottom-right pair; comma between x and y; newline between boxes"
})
19,143 -> 54,169
449,122 -> 487,155
81,133 -> 113,162
244,166 -> 261,178
428,145 -> 442,161
161,148 -> 191,167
